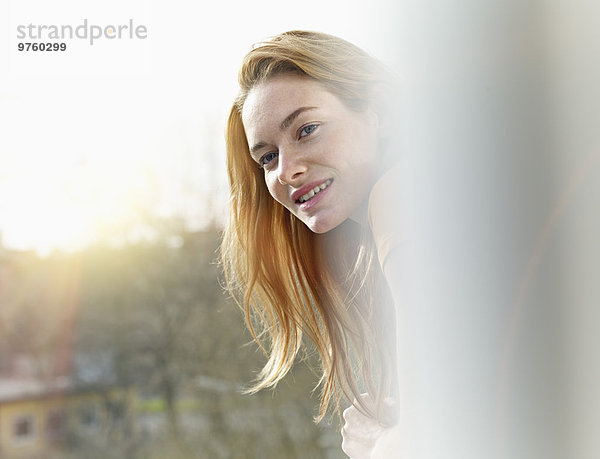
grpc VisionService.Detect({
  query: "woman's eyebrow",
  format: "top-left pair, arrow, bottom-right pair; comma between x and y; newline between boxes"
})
250,142 -> 267,156
279,106 -> 317,131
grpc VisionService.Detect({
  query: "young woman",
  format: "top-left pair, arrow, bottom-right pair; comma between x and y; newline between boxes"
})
220,30 -> 402,457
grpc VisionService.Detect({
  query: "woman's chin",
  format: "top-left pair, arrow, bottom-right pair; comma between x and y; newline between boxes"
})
302,215 -> 345,234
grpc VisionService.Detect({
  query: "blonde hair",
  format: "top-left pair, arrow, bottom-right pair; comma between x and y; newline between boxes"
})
221,30 -> 396,423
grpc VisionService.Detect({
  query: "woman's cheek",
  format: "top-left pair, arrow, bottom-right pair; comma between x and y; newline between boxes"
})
265,178 -> 287,207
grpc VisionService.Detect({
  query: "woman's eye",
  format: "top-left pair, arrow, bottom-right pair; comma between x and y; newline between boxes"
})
299,124 -> 318,138
259,152 -> 278,169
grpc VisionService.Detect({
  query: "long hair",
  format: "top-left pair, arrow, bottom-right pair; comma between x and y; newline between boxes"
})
221,30 -> 397,423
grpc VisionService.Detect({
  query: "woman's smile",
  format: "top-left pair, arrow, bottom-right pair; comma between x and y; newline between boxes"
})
294,178 -> 333,213
293,178 -> 333,203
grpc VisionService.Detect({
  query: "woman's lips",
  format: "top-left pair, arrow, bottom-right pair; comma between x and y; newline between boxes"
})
295,179 -> 333,210
293,179 -> 333,203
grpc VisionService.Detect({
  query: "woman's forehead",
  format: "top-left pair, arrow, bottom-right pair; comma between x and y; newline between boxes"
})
241,75 -> 337,130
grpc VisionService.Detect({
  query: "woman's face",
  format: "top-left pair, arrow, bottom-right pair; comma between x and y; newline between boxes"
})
242,73 -> 381,234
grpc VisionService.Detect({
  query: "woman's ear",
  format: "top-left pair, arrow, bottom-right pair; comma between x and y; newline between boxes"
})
368,103 -> 399,173
367,104 -> 393,144
367,107 -> 380,129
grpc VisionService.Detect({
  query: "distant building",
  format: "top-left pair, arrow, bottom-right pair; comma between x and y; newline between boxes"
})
0,377 -> 134,458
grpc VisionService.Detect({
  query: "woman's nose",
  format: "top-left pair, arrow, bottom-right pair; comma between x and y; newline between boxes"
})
277,150 -> 307,185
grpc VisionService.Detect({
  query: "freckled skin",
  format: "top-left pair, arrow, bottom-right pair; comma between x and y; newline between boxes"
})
242,74 -> 381,234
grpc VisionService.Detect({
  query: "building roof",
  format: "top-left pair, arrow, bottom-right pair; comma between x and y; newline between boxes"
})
0,377 -> 71,404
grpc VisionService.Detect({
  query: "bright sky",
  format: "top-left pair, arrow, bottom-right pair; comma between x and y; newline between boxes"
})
0,0 -> 399,255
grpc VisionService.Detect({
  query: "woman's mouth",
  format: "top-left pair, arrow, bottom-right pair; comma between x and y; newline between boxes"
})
296,179 -> 333,203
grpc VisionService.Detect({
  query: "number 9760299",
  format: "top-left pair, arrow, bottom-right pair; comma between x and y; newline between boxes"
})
18,42 -> 66,51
